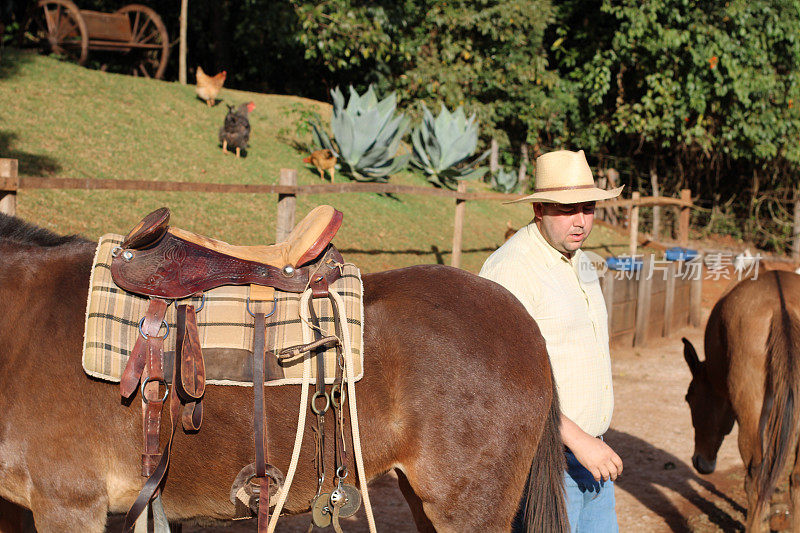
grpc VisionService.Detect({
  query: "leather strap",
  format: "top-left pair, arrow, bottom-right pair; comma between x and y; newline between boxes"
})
175,304 -> 204,432
141,300 -> 169,477
253,311 -> 271,532
124,350 -> 183,532
121,299 -> 168,399
329,295 -> 348,477
308,298 -> 328,499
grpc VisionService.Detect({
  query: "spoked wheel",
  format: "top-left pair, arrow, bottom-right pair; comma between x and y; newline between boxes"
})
23,0 -> 88,65
116,4 -> 170,79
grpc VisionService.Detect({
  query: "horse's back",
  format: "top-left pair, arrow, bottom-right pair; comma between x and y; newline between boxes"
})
706,271 -> 800,372
362,264 -> 551,391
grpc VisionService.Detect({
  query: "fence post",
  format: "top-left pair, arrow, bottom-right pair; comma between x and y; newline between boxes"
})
678,189 -> 691,246
489,139 -> 499,174
178,0 -> 188,85
451,181 -> 467,268
792,191 -> 800,260
634,254 -> 653,347
689,255 -> 703,327
276,168 -> 297,242
650,161 -> 661,240
663,261 -> 676,337
0,158 -> 18,217
518,143 -> 529,190
601,272 -> 615,338
629,191 -> 640,257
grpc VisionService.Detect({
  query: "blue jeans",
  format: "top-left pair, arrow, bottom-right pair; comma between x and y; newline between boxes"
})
564,448 -> 618,532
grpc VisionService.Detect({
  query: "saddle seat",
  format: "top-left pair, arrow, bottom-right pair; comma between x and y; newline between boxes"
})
112,205 -> 345,300
123,205 -> 343,269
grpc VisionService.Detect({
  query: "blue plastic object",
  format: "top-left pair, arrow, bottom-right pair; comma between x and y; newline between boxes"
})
665,247 -> 699,261
605,256 -> 643,271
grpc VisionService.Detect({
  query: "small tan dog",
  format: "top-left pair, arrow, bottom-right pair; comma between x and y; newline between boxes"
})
303,149 -> 337,182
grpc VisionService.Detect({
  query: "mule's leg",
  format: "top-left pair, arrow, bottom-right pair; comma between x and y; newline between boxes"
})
27,489 -> 108,533
740,428 -> 769,533
395,469 -> 435,533
396,441 -> 530,533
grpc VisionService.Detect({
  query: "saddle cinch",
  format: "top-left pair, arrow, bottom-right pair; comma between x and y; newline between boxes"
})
110,205 -> 354,533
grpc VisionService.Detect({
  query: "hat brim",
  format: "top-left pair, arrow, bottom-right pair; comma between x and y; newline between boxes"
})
503,185 -> 624,205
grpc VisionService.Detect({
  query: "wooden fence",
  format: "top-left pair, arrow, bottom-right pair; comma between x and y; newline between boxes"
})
0,159 -> 696,268
601,255 -> 702,347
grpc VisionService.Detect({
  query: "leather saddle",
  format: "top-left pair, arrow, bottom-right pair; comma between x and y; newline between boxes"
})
110,205 -> 346,533
112,205 -> 344,299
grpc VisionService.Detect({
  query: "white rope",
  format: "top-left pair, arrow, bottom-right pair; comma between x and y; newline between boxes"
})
330,288 -> 376,533
266,288 -> 314,533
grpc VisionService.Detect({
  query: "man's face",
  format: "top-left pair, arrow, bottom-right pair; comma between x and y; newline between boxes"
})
533,201 -> 596,257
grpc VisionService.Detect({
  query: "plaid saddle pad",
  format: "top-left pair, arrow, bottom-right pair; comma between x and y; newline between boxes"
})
82,234 -> 364,386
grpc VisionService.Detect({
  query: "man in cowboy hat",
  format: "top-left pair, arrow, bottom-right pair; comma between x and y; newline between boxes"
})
480,149 -> 624,532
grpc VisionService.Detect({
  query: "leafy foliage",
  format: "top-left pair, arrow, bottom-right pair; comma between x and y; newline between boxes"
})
310,85 -> 410,182
411,104 -> 489,188
547,0 -> 800,251
489,168 -> 520,193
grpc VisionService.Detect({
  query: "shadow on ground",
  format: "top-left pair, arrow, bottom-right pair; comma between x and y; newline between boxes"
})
608,428 -> 745,532
0,131 -> 60,176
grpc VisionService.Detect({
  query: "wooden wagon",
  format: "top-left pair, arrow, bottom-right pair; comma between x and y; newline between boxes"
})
23,0 -> 170,79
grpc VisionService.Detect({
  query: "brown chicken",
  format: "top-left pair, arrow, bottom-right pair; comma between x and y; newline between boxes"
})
303,149 -> 337,182
195,66 -> 226,107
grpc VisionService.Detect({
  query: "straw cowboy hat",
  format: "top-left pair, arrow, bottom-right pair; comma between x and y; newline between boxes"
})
507,149 -> 623,204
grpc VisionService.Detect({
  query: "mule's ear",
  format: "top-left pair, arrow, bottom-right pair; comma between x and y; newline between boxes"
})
682,337 -> 701,375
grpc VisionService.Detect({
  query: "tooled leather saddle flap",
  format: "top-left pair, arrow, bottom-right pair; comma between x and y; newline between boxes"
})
111,235 -> 343,299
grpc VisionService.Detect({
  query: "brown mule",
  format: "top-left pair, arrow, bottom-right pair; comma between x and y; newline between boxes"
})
683,270 -> 800,532
0,214 -> 567,533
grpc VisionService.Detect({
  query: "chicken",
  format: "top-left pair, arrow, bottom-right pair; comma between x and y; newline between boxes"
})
303,149 -> 337,182
195,66 -> 226,107
218,102 -> 255,158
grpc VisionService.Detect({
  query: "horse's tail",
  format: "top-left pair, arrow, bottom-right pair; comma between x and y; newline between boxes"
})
754,272 -> 800,517
524,372 -> 568,532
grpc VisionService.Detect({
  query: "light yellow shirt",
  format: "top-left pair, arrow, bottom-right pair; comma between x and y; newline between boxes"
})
479,222 -> 613,436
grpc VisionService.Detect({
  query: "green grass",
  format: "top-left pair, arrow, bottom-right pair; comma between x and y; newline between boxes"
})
0,49 -> 634,273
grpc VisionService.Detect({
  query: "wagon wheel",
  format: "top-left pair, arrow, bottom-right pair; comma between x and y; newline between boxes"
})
116,5 -> 170,79
23,0 -> 88,65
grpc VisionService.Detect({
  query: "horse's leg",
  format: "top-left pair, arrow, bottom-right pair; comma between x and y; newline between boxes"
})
394,426 -> 535,533
26,483 -> 108,533
395,469 -> 435,532
740,426 -> 769,533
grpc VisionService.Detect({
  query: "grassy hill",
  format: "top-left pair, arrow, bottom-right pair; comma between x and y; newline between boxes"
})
0,49 -> 633,273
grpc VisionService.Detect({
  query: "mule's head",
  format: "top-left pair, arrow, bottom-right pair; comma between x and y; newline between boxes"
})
682,337 -> 735,475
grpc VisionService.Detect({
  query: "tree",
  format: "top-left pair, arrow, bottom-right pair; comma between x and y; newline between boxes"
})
548,0 -> 800,247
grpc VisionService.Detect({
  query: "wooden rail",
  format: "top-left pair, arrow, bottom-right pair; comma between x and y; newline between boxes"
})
0,160 -> 698,269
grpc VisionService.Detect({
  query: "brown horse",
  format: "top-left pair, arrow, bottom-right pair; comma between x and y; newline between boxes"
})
683,270 -> 800,532
0,213 -> 567,533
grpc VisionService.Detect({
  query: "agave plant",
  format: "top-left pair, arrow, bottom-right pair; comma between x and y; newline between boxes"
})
489,168 -> 520,194
410,104 -> 490,189
309,86 -> 410,182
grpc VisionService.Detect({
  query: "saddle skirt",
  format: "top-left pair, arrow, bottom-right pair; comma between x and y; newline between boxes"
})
83,234 -> 364,386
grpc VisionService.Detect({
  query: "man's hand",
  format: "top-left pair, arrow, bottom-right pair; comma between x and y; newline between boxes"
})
560,415 -> 623,482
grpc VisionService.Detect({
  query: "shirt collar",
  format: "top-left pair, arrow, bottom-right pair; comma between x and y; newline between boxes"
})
525,222 -> 583,268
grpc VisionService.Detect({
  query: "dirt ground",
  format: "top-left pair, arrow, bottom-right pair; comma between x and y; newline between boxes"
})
102,262 -> 795,532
